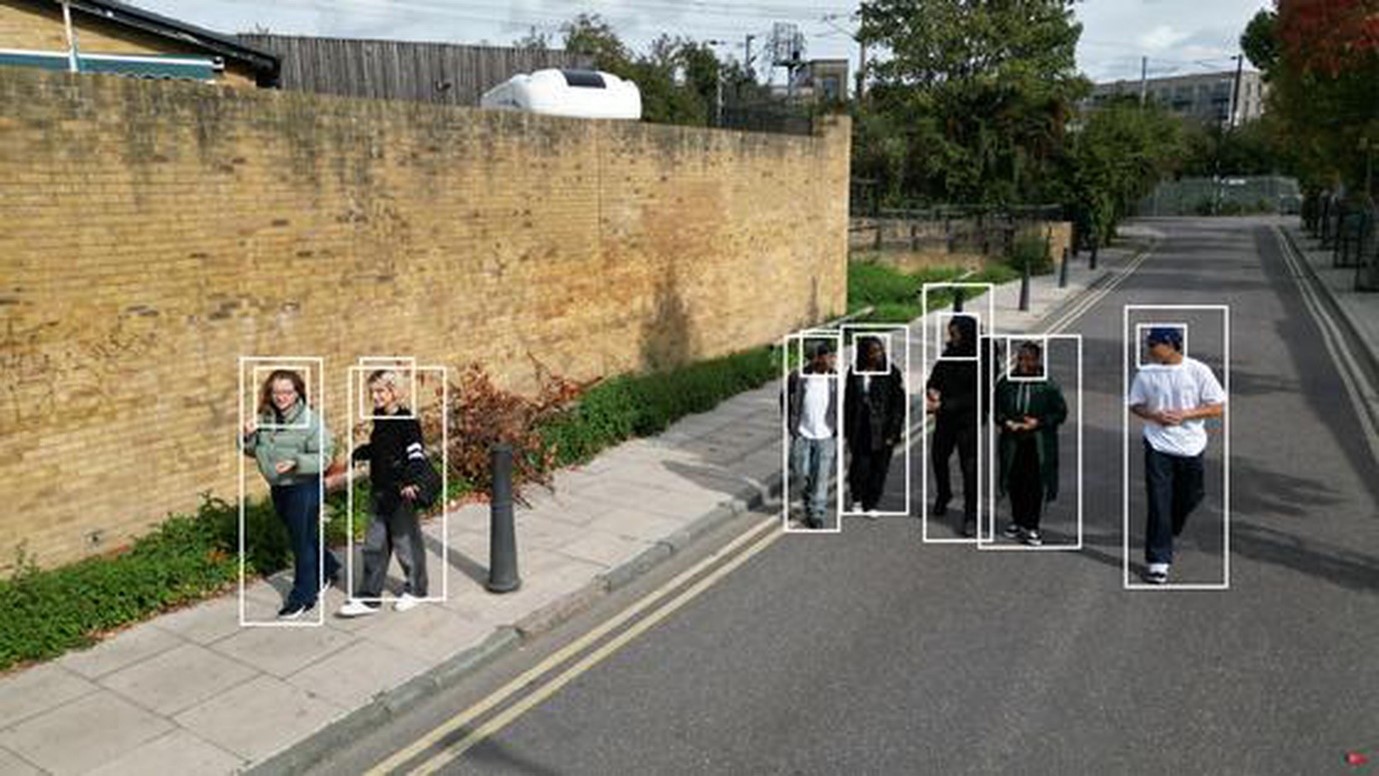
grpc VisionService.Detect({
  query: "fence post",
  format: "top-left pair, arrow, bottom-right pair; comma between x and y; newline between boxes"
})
486,443 -> 521,593
1058,246 -> 1069,288
910,222 -> 919,251
875,221 -> 884,251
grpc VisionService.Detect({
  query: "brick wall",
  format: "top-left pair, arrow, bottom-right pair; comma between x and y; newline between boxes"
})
0,68 -> 849,570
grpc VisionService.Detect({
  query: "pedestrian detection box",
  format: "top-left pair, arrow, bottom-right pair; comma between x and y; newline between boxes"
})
480,69 -> 642,120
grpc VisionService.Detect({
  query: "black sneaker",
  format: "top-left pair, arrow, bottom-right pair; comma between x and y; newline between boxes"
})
277,601 -> 314,620
1003,523 -> 1022,539
1022,529 -> 1043,547
933,501 -> 949,518
961,518 -> 977,537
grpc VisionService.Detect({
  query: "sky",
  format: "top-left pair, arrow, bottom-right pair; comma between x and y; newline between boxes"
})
127,0 -> 1273,86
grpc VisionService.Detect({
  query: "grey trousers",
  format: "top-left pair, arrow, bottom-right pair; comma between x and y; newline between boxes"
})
359,500 -> 429,598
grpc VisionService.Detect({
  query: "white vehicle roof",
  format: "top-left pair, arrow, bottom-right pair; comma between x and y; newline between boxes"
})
480,68 -> 642,120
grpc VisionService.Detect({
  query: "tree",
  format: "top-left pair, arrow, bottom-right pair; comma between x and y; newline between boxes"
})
857,0 -> 1087,204
1065,97 -> 1185,242
1241,10 -> 1279,77
1259,0 -> 1379,195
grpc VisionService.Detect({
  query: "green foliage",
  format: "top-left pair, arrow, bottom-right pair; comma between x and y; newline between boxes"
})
847,262 -> 1016,323
1008,235 -> 1053,275
1255,1 -> 1379,194
1066,96 -> 1184,242
540,348 -> 779,466
856,0 -> 1088,205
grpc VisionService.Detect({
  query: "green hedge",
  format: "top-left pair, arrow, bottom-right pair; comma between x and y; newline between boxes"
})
849,262 -> 1020,323
540,346 -> 780,467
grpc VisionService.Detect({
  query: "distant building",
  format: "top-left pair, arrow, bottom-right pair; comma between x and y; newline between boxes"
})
770,58 -> 849,104
1088,69 -> 1266,127
0,0 -> 278,86
238,34 -> 592,108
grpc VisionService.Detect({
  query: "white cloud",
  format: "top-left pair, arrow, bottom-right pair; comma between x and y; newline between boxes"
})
1138,24 -> 1191,51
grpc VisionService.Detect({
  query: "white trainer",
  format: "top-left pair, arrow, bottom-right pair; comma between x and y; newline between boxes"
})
337,599 -> 380,618
394,592 -> 422,612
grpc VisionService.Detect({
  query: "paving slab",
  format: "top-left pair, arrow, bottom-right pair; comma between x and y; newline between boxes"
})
0,663 -> 100,729
285,639 -> 431,709
174,674 -> 345,763
0,692 -> 174,776
0,747 -> 43,776
349,603 -> 494,665
57,623 -> 184,680
150,595 -> 244,646
84,729 -> 245,776
99,643 -> 258,717
209,621 -> 354,679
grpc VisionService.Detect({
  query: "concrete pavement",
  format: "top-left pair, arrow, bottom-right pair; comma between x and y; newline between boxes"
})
0,238 -> 1147,776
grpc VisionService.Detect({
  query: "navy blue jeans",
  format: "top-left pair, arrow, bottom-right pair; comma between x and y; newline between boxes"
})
270,478 -> 341,607
1143,440 -> 1206,565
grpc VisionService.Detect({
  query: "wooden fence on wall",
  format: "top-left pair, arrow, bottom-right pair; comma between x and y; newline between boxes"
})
239,34 -> 592,107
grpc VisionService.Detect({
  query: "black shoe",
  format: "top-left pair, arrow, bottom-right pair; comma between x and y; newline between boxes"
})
933,501 -> 949,518
277,600 -> 314,620
961,517 -> 977,537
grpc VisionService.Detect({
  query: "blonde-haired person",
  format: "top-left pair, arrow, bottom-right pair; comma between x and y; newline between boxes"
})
338,370 -> 430,616
242,369 -> 342,620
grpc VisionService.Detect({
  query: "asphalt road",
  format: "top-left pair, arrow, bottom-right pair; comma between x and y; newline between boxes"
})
327,217 -> 1379,776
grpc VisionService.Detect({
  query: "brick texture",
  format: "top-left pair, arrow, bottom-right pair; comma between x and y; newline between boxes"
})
0,67 -> 849,570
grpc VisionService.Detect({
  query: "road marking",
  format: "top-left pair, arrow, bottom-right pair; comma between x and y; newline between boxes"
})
404,525 -> 787,774
1273,226 -> 1379,463
368,515 -> 780,776
378,238 -> 1164,774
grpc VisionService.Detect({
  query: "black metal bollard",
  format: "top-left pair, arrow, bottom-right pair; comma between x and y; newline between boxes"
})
953,286 -> 965,313
1089,242 -> 1099,271
1018,257 -> 1031,312
486,443 -> 521,593
1058,246 -> 1069,289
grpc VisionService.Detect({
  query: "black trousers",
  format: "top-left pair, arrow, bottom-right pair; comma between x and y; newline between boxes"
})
1008,437 -> 1043,530
932,416 -> 977,518
848,440 -> 895,511
1143,440 -> 1206,564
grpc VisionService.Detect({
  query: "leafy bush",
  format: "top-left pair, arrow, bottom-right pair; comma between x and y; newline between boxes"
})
540,347 -> 779,467
1007,234 -> 1053,275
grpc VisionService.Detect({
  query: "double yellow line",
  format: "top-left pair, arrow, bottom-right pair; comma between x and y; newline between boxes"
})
373,239 -> 1161,774
369,516 -> 783,775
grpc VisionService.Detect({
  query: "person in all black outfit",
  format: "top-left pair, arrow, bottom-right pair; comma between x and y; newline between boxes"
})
926,315 -> 980,536
844,335 -> 907,513
338,370 -> 430,617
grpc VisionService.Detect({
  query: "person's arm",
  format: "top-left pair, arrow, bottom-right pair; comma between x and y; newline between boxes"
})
1184,363 -> 1227,421
241,417 -> 258,457
400,419 -> 425,500
1126,372 -> 1167,424
1039,382 -> 1068,429
293,409 -> 328,475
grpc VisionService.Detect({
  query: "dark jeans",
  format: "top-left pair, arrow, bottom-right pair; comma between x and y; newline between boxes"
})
271,478 -> 341,607
1143,440 -> 1206,564
358,500 -> 429,598
1008,437 -> 1043,530
932,416 -> 977,518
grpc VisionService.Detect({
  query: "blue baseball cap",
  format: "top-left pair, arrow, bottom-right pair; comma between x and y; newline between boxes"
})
1145,327 -> 1183,350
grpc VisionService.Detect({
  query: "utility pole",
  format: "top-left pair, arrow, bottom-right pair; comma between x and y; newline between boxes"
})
1139,56 -> 1148,106
1228,53 -> 1244,129
857,38 -> 867,100
745,34 -> 755,80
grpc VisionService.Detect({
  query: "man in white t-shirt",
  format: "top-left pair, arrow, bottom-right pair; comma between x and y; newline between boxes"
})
1127,327 -> 1226,584
784,341 -> 839,529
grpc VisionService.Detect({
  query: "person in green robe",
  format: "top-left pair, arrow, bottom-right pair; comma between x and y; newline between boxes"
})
996,341 -> 1068,546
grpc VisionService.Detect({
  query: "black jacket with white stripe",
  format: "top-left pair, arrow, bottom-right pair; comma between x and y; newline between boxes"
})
351,406 -> 425,514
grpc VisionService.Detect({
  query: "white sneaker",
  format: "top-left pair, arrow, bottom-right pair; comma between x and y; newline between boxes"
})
394,593 -> 422,612
337,599 -> 380,618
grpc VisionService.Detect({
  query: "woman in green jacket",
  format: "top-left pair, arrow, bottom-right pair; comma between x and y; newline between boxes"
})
996,341 -> 1068,546
242,369 -> 341,619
